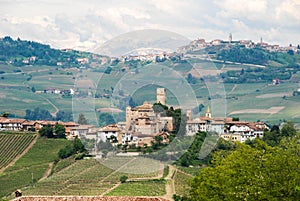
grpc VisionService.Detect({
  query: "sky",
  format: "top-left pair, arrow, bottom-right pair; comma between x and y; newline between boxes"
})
1,0 -> 300,52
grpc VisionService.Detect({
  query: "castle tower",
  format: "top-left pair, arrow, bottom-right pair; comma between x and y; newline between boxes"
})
229,33 -> 232,43
156,88 -> 166,105
186,110 -> 192,121
125,106 -> 132,130
205,106 -> 211,118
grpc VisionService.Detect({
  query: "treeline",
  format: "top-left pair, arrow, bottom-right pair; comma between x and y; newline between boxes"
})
175,122 -> 300,201
58,136 -> 86,159
0,36 -> 91,67
217,46 -> 269,65
221,65 -> 300,83
25,108 -> 73,122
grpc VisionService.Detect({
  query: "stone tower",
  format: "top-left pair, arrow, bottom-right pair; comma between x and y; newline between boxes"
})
156,88 -> 166,105
186,110 -> 192,121
229,33 -> 232,43
205,106 -> 212,118
125,106 -> 132,130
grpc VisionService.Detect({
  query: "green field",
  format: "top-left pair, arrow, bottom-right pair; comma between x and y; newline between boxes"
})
174,171 -> 193,197
0,137 -> 69,199
1,59 -> 300,125
0,133 -> 36,169
106,180 -> 166,196
21,156 -> 162,196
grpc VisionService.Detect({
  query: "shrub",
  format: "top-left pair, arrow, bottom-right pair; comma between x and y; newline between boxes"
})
120,175 -> 128,183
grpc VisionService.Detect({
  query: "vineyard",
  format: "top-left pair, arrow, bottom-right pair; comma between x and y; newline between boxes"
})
24,157 -> 163,196
174,170 -> 193,197
0,133 -> 36,170
0,137 -> 69,199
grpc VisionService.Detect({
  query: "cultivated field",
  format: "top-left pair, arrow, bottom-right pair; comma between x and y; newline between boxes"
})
0,133 -> 36,170
0,137 -> 69,199
23,156 -> 163,196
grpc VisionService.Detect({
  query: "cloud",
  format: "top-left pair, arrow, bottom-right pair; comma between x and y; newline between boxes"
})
0,0 -> 299,51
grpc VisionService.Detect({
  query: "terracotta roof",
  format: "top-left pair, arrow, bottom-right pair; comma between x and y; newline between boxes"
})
99,124 -> 120,132
71,125 -> 95,130
22,121 -> 37,126
0,118 -> 26,123
133,102 -> 153,110
187,118 -> 206,124
62,122 -> 79,126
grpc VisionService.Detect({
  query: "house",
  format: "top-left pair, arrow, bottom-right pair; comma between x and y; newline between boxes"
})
97,124 -> 121,143
22,121 -> 40,131
62,122 -> 79,135
223,121 -> 268,143
70,125 -> 97,139
186,107 -> 228,136
186,107 -> 268,143
212,39 -> 223,45
272,79 -> 280,85
0,117 -> 26,131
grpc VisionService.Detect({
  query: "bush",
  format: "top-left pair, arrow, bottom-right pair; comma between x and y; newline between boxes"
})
120,175 -> 128,183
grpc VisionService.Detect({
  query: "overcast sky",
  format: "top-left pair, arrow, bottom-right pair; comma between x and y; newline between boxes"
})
1,0 -> 299,52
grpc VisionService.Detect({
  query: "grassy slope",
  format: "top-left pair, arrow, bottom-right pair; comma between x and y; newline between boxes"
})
0,137 -> 69,198
0,134 -> 36,169
23,156 -> 162,196
1,58 -> 300,124
106,180 -> 166,196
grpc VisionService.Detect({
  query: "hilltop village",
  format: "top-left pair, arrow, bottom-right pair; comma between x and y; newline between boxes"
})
0,88 -> 269,151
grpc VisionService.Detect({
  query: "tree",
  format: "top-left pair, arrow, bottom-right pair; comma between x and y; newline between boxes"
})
0,112 -> 10,118
99,112 -> 115,127
128,96 -> 137,108
73,136 -> 86,153
77,113 -> 88,125
53,124 -> 66,138
104,67 -> 112,74
187,73 -> 196,84
281,121 -> 297,138
120,175 -> 128,183
39,124 -> 54,138
263,125 -> 281,146
155,135 -> 164,146
189,137 -> 300,201
56,110 -> 73,122
25,107 -> 53,120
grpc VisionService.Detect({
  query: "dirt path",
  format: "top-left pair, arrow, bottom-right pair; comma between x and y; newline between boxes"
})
0,135 -> 37,173
162,165 -> 176,201
54,161 -> 100,195
100,158 -> 137,196
39,162 -> 54,181
228,84 -> 237,94
39,96 -> 60,116
128,163 -> 165,181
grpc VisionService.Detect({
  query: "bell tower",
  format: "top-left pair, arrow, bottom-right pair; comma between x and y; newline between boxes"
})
205,106 -> 211,118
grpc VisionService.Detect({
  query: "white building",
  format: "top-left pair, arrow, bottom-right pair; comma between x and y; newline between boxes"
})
97,124 -> 121,143
186,107 -> 268,143
186,107 -> 227,136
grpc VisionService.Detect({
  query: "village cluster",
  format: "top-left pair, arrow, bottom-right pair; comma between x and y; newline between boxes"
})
0,88 -> 269,149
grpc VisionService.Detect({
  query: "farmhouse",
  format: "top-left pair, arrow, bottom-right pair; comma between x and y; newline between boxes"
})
97,124 -> 121,143
186,107 -> 269,143
0,117 -> 26,131
70,124 -> 97,140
